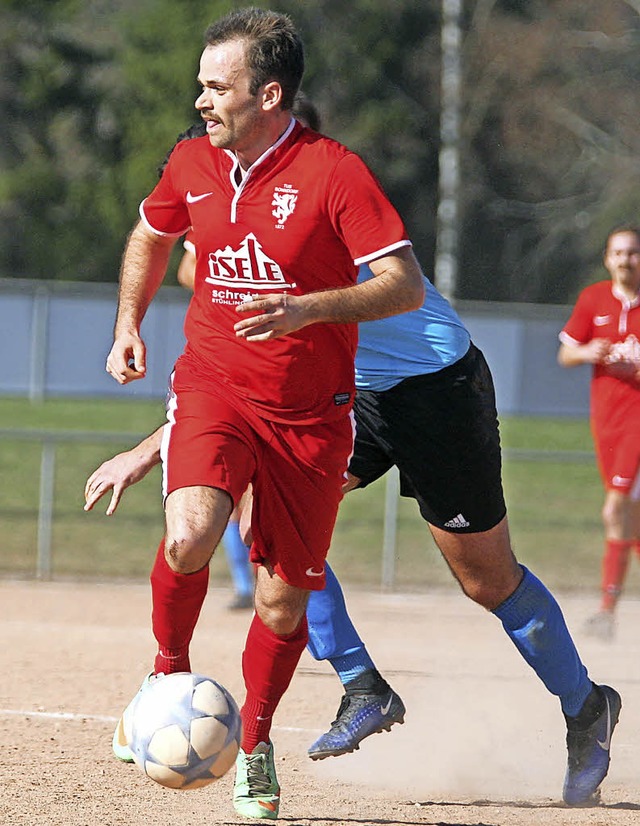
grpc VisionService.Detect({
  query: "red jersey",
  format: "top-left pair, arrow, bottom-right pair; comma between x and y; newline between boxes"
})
560,280 -> 640,437
140,119 -> 411,425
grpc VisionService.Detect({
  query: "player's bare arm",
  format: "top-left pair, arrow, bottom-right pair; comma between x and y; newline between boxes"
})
106,221 -> 177,384
558,338 -> 611,368
233,246 -> 425,342
84,426 -> 163,515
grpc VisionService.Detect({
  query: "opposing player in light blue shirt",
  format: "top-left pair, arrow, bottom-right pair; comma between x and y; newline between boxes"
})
304,265 -> 470,752
305,264 -> 620,808
354,264 -> 470,391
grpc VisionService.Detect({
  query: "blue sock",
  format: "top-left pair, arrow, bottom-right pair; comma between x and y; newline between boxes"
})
493,566 -> 593,717
222,521 -> 253,598
306,562 -> 375,685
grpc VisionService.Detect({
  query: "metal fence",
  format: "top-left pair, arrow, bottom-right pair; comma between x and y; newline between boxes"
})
1,427 -> 594,587
0,277 -> 592,416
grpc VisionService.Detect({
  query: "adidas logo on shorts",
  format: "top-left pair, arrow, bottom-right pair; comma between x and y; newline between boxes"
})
444,513 -> 470,528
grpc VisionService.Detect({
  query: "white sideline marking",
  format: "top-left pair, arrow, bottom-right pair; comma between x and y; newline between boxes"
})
0,708 -> 118,723
0,707 -> 319,733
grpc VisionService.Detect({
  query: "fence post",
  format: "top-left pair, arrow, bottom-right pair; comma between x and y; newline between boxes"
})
381,466 -> 400,589
29,287 -> 49,404
36,440 -> 56,580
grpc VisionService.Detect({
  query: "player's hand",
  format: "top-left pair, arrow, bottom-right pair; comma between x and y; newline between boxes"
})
584,338 -> 611,364
233,293 -> 308,341
105,333 -> 147,384
84,450 -> 151,515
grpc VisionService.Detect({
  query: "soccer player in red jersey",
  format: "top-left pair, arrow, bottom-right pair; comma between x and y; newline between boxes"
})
559,225 -> 640,640
104,8 -> 424,819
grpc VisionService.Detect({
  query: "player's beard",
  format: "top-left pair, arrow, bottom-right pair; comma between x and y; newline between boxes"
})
204,104 -> 262,154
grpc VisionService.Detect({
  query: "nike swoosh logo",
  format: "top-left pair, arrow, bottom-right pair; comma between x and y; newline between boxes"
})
380,697 -> 393,715
597,698 -> 612,750
256,715 -> 271,721
258,800 -> 278,812
186,190 -> 213,203
305,567 -> 324,577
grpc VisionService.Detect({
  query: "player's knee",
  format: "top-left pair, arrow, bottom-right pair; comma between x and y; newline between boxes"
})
164,533 -> 214,574
602,499 -> 624,529
460,579 -> 495,609
255,597 -> 306,636
459,569 -> 522,611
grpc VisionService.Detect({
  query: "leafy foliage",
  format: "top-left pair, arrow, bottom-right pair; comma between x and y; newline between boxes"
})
3,0 -> 640,302
462,0 -> 640,301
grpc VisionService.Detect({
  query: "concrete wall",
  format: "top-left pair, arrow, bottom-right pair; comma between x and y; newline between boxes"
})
0,278 -> 591,417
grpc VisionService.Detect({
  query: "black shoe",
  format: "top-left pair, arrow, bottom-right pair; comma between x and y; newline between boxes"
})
308,669 -> 405,760
563,684 -> 621,806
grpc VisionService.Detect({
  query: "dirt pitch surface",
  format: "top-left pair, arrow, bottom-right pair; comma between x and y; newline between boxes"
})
2,580 -> 640,826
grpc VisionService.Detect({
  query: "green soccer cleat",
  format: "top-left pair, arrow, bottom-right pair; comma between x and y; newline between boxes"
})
233,741 -> 280,820
111,672 -> 156,763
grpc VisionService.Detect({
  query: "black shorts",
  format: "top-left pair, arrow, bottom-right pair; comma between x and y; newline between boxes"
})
350,343 -> 506,533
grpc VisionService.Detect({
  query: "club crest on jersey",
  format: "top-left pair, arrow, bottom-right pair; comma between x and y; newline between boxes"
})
205,233 -> 296,296
272,184 -> 298,228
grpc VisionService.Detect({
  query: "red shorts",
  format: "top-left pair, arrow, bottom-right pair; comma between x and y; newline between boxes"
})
594,426 -> 640,499
161,366 -> 354,589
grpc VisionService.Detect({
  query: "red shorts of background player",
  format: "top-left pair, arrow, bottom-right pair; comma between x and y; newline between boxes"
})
594,426 -> 640,500
160,366 -> 354,591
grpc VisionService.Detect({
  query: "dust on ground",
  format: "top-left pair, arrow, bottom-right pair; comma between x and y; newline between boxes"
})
1,580 -> 639,826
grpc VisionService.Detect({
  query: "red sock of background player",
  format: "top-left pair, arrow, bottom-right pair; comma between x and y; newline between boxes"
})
600,538 -> 631,611
150,539 -> 209,674
240,612 -> 308,753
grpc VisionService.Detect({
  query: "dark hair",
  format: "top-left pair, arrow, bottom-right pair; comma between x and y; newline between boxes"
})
204,7 -> 304,109
604,224 -> 640,253
157,122 -> 207,177
292,92 -> 321,131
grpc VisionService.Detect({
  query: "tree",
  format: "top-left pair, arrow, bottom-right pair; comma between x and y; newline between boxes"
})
4,0 -> 640,305
460,0 -> 640,302
0,0 -> 229,283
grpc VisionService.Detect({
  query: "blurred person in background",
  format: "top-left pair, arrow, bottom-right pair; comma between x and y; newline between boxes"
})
559,225 -> 640,641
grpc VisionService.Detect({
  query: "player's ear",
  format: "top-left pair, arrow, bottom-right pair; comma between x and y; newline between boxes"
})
262,81 -> 283,112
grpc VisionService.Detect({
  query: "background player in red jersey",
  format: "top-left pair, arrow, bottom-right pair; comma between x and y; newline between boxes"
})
559,225 -> 640,640
104,8 -> 424,820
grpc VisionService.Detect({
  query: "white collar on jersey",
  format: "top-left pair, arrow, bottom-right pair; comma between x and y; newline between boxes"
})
224,117 -> 297,179
612,282 -> 640,309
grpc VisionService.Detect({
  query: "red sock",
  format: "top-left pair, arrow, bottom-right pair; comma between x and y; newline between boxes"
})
600,539 -> 632,611
240,613 -> 308,753
150,539 -> 209,674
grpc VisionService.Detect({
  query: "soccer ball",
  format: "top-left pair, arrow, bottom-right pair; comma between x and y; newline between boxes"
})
125,672 -> 242,790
